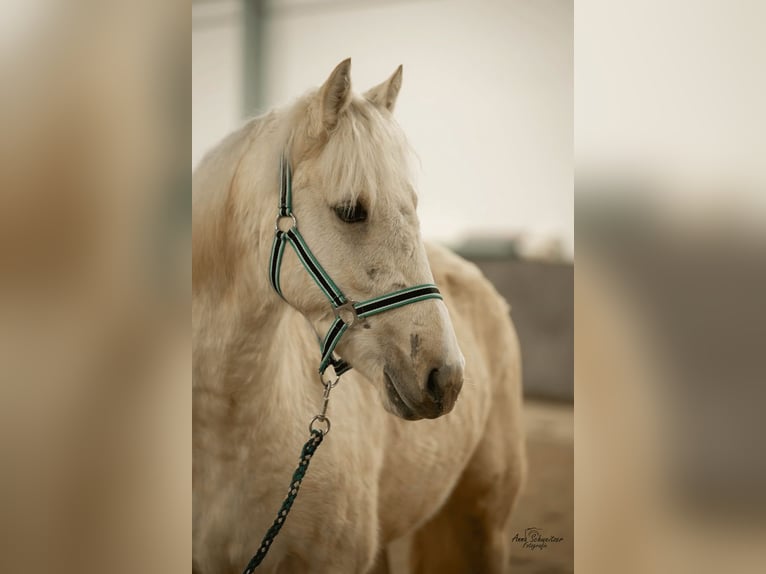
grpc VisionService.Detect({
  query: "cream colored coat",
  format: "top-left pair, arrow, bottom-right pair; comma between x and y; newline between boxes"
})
193,60 -> 526,574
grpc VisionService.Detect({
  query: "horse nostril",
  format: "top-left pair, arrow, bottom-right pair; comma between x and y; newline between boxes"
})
426,368 -> 444,406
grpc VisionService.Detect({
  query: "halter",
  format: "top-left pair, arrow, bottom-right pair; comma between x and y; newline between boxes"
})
268,154 -> 443,376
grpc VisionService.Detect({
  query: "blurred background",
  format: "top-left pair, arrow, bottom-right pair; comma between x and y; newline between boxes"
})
576,2 -> 766,573
7,2 -> 763,574
193,1 -> 573,572
192,0 -> 572,254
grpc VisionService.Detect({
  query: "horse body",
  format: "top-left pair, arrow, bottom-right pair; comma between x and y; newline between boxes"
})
193,60 -> 526,574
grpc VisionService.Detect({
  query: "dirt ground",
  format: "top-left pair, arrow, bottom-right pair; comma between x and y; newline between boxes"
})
508,399 -> 573,574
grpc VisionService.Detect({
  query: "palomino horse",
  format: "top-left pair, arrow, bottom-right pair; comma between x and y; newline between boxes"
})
193,59 -> 526,574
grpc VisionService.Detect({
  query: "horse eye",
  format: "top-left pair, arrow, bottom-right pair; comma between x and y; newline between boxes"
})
334,202 -> 368,223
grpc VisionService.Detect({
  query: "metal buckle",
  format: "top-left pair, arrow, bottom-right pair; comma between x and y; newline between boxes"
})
309,372 -> 339,436
274,213 -> 297,233
320,363 -> 340,383
309,415 -> 331,435
333,300 -> 359,327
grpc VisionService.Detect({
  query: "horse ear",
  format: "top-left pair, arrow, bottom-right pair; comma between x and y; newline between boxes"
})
364,65 -> 403,112
318,58 -> 352,131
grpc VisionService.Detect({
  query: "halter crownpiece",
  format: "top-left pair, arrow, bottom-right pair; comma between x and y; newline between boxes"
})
268,153 -> 443,375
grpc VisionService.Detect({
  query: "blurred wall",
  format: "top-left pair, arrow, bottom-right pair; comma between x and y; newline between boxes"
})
192,0 -> 245,168
192,0 -> 573,255
472,259 -> 574,401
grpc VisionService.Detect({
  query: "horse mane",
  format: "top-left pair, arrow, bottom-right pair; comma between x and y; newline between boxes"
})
192,120 -> 252,296
192,110 -> 289,297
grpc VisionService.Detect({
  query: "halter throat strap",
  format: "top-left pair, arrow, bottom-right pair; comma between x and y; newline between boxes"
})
268,154 -> 442,375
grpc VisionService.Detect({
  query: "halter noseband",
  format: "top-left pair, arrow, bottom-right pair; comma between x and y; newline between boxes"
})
268,154 -> 443,375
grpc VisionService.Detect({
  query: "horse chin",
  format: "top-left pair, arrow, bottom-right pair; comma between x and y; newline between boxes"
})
382,370 -> 424,421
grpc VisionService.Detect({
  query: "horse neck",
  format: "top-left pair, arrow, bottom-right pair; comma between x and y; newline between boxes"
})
193,283 -> 320,441
193,199 -> 317,429
193,107 -> 323,419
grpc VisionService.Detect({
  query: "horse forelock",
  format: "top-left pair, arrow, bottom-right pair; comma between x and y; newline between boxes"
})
289,94 -> 416,216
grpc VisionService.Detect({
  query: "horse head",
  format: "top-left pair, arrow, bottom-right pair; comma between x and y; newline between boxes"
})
268,59 -> 465,420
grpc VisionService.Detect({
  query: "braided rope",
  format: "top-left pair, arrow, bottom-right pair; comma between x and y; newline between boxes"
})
242,430 -> 325,573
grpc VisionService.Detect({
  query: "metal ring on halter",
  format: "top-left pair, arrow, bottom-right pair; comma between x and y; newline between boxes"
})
274,213 -> 297,233
319,370 -> 341,389
333,300 -> 359,327
309,415 -> 331,435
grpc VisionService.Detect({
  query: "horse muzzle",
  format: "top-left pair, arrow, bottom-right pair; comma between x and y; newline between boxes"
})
383,360 -> 464,420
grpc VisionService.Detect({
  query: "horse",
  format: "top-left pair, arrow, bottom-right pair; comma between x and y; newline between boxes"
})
193,59 -> 527,574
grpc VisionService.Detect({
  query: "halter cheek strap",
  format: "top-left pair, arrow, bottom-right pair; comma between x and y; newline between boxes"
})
269,154 -> 443,375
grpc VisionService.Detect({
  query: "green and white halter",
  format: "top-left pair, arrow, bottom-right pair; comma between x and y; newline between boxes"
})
269,154 -> 443,376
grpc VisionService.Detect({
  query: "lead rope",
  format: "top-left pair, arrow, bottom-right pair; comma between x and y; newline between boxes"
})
241,431 -> 323,574
242,376 -> 337,573
242,154 -> 443,571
